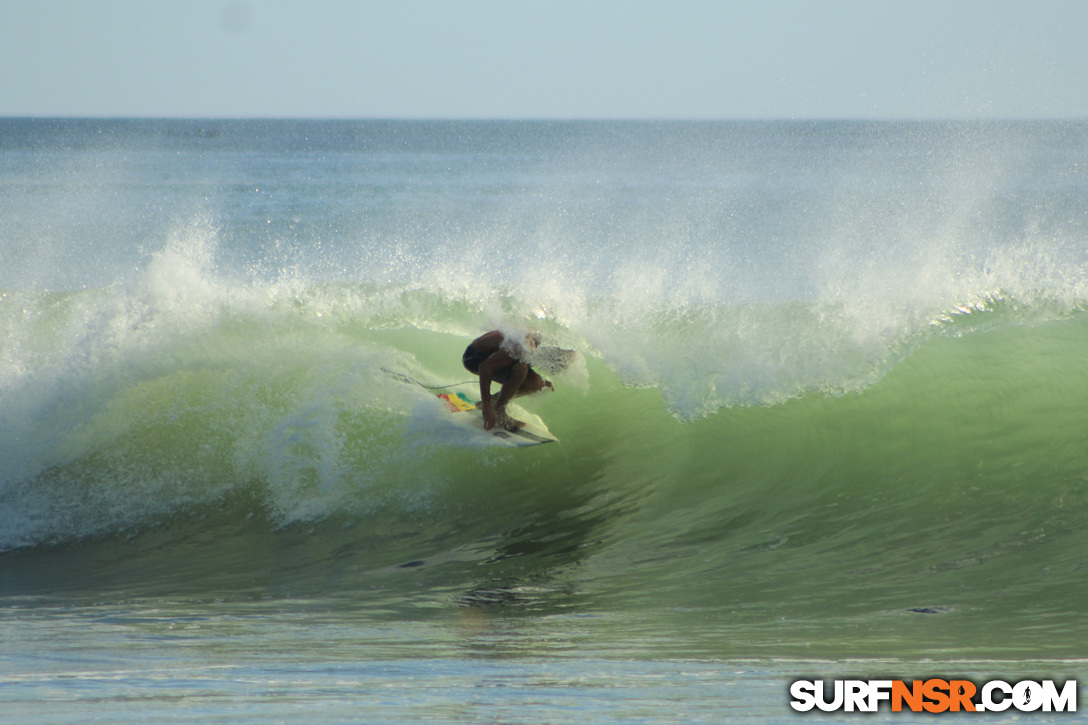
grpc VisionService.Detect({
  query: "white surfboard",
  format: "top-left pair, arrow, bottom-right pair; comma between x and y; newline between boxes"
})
437,391 -> 557,447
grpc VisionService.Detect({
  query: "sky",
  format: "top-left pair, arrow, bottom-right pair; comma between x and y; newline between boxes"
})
2,0 -> 1088,119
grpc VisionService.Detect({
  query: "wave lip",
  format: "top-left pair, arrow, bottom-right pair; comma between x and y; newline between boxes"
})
3,270 -> 1088,548
3,120 -> 1088,656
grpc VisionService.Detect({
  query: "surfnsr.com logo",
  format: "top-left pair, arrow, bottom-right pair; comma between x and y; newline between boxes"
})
790,679 -> 1077,713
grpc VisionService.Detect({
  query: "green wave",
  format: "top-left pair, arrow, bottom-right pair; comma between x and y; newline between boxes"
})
3,283 -> 1088,656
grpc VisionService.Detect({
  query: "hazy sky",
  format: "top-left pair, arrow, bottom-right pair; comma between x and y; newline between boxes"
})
3,0 -> 1087,119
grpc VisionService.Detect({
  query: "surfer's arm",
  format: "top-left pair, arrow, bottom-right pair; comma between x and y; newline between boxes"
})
478,349 -> 515,430
478,369 -> 496,430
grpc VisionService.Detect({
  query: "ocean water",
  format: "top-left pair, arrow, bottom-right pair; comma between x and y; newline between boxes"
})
2,119 -> 1088,722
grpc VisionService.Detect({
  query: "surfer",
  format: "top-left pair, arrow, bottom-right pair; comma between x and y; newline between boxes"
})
462,330 -> 554,431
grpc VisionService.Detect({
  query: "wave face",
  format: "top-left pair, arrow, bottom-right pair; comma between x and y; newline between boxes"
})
3,120 -> 1088,657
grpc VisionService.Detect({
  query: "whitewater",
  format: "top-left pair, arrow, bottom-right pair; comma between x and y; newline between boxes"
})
2,119 -> 1088,722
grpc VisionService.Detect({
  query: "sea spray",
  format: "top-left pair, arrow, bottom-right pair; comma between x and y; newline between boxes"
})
3,120 -> 1088,661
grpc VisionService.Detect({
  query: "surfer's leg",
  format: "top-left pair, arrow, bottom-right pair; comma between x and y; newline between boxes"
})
487,366 -> 550,430
513,369 -> 547,396
493,363 -> 530,429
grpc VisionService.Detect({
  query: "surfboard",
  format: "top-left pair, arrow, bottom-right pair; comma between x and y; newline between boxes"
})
437,391 -> 557,447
